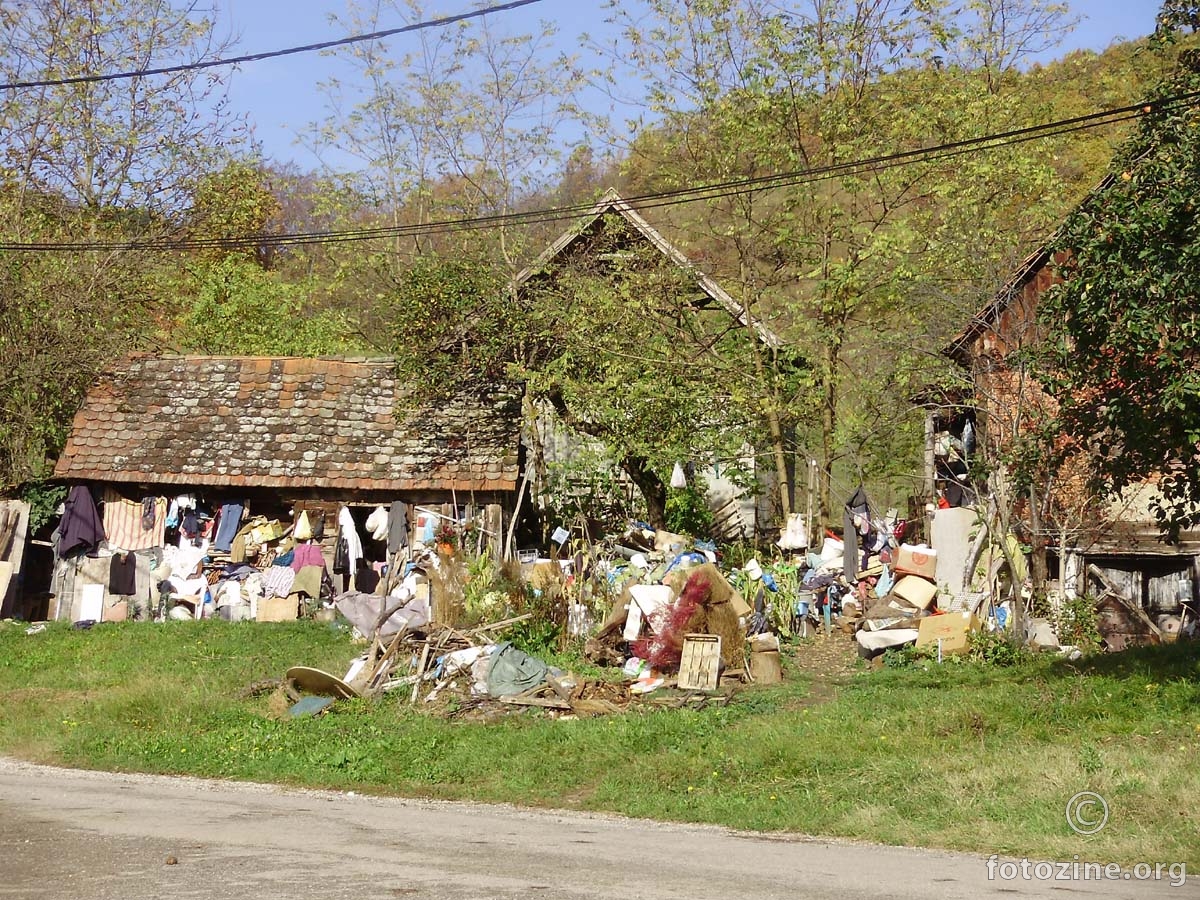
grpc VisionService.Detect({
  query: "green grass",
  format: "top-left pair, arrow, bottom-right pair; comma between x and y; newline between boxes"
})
1,618 -> 1197,866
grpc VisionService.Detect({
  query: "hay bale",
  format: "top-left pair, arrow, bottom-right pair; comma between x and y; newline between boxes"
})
667,562 -> 751,618
683,594 -> 744,668
637,568 -> 745,670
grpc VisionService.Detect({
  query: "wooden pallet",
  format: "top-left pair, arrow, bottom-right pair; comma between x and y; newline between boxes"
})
678,633 -> 722,691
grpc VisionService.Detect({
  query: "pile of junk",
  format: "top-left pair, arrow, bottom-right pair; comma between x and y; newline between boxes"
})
271,487 -> 1200,718
277,522 -> 794,720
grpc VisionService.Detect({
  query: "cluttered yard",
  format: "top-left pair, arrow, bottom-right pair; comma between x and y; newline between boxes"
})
0,616 -> 1196,868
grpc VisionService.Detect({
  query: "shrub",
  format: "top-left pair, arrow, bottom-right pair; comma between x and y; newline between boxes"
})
1052,595 -> 1102,653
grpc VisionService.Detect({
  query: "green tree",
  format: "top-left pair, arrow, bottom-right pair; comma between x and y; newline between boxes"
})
173,257 -> 361,357
1039,4 -> 1200,538
0,0 -> 243,215
305,0 -> 583,273
0,0 -> 245,491
0,192 -> 154,489
607,0 -> 1075,524
187,160 -> 282,267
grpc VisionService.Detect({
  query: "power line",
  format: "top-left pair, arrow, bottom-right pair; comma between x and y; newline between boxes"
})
0,0 -> 547,91
0,90 -> 1182,253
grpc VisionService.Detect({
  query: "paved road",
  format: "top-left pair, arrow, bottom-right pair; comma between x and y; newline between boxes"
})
0,758 -> 1190,899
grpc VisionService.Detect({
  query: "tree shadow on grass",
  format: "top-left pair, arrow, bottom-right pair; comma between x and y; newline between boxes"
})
1048,639 -> 1200,681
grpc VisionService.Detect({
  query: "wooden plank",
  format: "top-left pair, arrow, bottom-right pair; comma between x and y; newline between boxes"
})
498,695 -> 571,710
0,501 -> 30,619
465,612 -> 532,635
545,674 -> 573,703
678,633 -> 721,691
409,641 -> 431,705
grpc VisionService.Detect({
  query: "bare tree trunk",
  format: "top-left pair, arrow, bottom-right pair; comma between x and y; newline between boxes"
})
622,455 -> 667,529
820,339 -> 839,524
738,261 -> 791,522
1028,485 -> 1048,597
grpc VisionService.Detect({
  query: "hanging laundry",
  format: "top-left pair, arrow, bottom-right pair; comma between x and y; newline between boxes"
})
165,493 -> 196,530
140,497 -> 157,531
102,490 -> 166,551
108,552 -> 137,595
211,502 -> 245,554
181,510 -> 200,541
843,486 -> 872,583
388,501 -> 409,552
57,485 -> 105,559
365,506 -> 389,543
294,510 -> 313,541
333,507 -> 363,577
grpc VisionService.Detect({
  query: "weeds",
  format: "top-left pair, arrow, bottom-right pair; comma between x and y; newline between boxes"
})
0,619 -> 1196,865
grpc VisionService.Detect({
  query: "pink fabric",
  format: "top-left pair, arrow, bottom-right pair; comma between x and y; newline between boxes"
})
289,543 -> 326,572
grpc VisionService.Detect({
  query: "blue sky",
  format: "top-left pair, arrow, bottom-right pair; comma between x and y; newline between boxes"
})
218,0 -> 1164,170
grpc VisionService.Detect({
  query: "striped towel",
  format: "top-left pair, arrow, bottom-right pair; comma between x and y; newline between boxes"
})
261,565 -> 297,599
102,490 -> 166,551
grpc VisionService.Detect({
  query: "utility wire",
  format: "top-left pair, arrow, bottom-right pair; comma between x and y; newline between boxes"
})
0,0 -> 546,91
0,90 -> 1183,253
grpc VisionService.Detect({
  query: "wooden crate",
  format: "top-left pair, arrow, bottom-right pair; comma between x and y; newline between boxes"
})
678,633 -> 721,691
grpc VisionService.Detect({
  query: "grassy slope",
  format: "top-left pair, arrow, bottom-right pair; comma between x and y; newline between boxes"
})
0,619 -> 1196,865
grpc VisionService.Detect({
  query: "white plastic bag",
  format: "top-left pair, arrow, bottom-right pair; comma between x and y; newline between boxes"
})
670,461 -> 687,489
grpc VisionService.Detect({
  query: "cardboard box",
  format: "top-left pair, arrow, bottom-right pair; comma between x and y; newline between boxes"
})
916,611 -> 982,656
251,519 -> 284,544
102,598 -> 128,622
749,650 -> 783,684
893,574 -> 938,610
895,544 -> 938,580
257,594 -> 299,622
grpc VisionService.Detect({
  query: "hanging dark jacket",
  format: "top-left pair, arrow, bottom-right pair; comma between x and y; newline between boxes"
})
57,485 -> 105,558
333,531 -> 349,575
843,485 -> 871,582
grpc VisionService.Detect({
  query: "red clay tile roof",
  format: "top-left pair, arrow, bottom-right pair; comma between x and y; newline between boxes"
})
53,355 -> 522,492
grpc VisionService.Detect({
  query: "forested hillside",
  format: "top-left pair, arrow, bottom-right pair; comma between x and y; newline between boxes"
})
0,0 -> 1187,528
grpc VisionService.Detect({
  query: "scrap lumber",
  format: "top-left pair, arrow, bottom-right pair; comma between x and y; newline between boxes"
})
465,612 -> 533,635
545,673 -> 573,703
409,641 -> 432,704
498,695 -> 572,710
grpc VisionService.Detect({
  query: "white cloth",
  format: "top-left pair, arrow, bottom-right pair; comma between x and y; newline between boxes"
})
365,506 -> 389,542
338,507 -> 363,576
856,628 -> 919,652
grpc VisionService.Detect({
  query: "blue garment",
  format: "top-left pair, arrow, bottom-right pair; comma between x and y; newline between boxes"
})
212,503 -> 244,553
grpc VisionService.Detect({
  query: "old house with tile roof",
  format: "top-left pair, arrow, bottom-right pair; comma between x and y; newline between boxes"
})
514,189 -> 795,539
42,354 -> 523,623
54,354 -> 522,498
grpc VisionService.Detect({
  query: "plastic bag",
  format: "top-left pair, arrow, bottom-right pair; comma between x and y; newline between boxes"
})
670,461 -> 687,489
